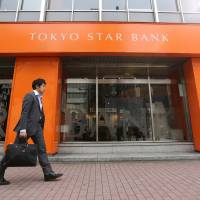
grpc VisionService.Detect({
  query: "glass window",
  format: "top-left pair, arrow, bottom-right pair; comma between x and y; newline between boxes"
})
48,0 -> 72,10
149,67 -> 192,142
184,13 -> 200,23
46,11 -> 72,21
0,12 -> 16,21
0,0 -> 18,10
129,12 -> 154,22
128,0 -> 152,10
102,0 -> 126,10
18,11 -> 40,20
102,11 -> 127,21
62,82 -> 96,142
181,0 -> 200,12
73,12 -> 99,21
157,0 -> 178,11
158,13 -> 182,22
74,0 -> 98,10
21,0 -> 42,10
61,65 -> 97,142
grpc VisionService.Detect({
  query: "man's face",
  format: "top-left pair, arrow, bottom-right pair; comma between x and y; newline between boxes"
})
37,83 -> 46,95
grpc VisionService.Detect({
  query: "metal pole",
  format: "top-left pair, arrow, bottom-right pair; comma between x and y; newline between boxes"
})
39,0 -> 47,21
152,0 -> 159,22
96,76 -> 99,142
147,66 -> 155,141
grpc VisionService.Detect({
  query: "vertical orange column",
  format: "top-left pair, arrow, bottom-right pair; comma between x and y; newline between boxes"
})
4,57 -> 62,154
184,58 -> 200,151
170,69 -> 188,140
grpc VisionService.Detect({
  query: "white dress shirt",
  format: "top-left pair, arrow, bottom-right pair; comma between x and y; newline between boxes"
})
33,90 -> 43,111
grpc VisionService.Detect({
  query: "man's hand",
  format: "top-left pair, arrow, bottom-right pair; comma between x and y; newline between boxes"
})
19,131 -> 27,138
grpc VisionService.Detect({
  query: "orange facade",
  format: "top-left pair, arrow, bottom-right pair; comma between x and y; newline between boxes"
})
1,22 -> 200,154
4,57 -> 61,154
184,58 -> 200,151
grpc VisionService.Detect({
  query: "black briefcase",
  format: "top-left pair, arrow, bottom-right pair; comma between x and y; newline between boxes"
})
5,143 -> 38,167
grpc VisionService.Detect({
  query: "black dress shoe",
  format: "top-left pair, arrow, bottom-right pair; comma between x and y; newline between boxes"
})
0,178 -> 10,185
44,173 -> 63,182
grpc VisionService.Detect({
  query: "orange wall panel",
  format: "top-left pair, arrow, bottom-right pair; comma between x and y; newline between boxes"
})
170,69 -> 188,140
4,57 -> 61,154
184,58 -> 200,151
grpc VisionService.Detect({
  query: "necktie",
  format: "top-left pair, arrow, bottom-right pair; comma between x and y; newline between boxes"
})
36,95 -> 43,111
40,96 -> 43,113
40,96 -> 43,105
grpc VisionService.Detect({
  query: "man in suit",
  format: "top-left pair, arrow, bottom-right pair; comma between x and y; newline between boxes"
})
0,78 -> 63,185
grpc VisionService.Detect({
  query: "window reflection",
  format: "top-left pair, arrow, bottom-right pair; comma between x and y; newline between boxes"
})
102,0 -> 126,10
21,0 -> 42,10
48,0 -> 72,10
128,0 -> 152,10
181,0 -> 200,12
157,0 -> 178,11
0,0 -> 18,10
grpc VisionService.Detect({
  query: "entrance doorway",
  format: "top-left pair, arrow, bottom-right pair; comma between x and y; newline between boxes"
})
97,78 -> 151,141
61,58 -> 192,143
0,58 -> 14,141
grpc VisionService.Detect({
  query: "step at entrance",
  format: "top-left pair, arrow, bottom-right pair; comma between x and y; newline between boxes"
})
49,152 -> 200,162
51,142 -> 200,162
58,142 -> 195,154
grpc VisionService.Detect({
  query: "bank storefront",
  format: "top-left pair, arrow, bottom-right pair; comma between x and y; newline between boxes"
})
0,22 -> 200,154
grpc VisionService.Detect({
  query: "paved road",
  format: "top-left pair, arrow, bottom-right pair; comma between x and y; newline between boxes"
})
1,160 -> 200,200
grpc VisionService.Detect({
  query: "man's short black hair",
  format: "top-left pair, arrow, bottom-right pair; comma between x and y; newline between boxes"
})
32,78 -> 46,90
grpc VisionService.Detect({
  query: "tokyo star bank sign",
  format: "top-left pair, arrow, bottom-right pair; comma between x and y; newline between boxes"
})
0,22 -> 200,56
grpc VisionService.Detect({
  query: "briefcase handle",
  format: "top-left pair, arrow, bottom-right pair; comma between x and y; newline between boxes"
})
18,136 -> 28,144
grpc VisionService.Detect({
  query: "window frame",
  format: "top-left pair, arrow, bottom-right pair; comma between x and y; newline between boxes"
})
0,0 -> 199,23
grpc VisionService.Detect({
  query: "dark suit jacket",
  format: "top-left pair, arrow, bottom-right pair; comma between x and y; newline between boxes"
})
13,92 -> 45,136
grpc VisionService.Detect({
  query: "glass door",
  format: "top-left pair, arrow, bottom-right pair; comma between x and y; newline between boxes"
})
62,79 -> 96,142
97,79 -> 153,141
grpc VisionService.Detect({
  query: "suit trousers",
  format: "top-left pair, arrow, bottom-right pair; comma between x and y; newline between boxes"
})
0,124 -> 53,175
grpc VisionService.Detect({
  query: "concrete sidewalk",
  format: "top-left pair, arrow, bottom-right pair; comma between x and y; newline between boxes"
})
1,161 -> 200,200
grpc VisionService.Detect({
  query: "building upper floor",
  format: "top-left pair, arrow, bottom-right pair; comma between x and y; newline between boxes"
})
0,0 -> 199,23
